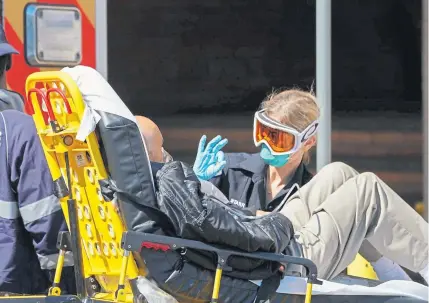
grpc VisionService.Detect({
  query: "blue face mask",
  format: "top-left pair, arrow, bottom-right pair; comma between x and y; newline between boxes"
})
259,144 -> 290,167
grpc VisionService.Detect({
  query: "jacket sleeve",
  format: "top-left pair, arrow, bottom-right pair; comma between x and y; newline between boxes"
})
8,113 -> 76,293
202,201 -> 293,253
157,162 -> 294,254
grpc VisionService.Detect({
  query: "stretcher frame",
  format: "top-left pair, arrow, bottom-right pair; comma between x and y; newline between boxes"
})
1,70 -> 322,303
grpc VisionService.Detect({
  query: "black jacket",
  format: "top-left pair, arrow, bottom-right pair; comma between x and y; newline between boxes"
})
153,161 -> 296,280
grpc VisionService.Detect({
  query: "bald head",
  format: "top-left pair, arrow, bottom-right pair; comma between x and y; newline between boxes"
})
135,115 -> 164,162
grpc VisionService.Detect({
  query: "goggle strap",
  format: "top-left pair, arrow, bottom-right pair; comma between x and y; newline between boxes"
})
298,120 -> 319,144
255,111 -> 299,134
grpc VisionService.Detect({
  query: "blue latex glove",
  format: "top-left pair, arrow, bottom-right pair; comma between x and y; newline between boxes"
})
193,135 -> 228,181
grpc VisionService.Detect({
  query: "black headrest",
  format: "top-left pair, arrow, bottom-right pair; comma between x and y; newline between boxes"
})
96,111 -> 159,232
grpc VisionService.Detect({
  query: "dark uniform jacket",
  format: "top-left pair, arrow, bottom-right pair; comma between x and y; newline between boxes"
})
209,153 -> 313,215
0,110 -> 75,294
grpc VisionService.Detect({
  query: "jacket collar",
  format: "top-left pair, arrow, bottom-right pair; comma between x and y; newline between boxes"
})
236,153 -> 266,182
237,153 -> 266,173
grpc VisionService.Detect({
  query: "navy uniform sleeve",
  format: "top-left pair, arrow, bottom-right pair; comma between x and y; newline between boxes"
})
241,206 -> 258,216
5,111 -> 76,293
207,169 -> 224,188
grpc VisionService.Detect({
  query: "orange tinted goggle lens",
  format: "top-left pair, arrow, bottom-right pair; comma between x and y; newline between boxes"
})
255,120 -> 296,152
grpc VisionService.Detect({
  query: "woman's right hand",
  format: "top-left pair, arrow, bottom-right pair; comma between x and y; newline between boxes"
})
193,135 -> 228,181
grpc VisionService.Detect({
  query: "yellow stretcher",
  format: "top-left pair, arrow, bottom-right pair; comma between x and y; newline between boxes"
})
25,71 -> 143,302
0,70 -> 379,303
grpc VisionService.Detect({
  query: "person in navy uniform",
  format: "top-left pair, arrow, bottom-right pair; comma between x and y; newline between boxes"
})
0,25 -> 75,294
192,88 -> 425,282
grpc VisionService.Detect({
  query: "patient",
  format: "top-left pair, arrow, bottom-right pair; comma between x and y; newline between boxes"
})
135,115 -> 172,163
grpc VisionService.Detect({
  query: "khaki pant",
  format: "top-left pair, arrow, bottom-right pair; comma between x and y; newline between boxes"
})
280,162 -> 428,280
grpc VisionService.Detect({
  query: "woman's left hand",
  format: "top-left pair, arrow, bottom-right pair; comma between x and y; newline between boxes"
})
256,210 -> 270,216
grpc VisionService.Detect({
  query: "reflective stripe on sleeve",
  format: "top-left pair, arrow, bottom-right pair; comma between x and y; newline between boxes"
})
20,195 -> 62,224
37,252 -> 75,270
0,200 -> 19,219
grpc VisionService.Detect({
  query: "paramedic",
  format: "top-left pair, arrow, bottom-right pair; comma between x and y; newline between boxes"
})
135,115 -> 173,163
0,27 -> 75,293
193,88 -> 428,282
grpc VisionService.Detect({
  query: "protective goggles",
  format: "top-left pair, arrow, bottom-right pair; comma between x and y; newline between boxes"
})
253,109 -> 319,155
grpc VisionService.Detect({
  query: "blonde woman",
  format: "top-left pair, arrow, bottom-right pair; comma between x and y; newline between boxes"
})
193,89 -> 428,282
